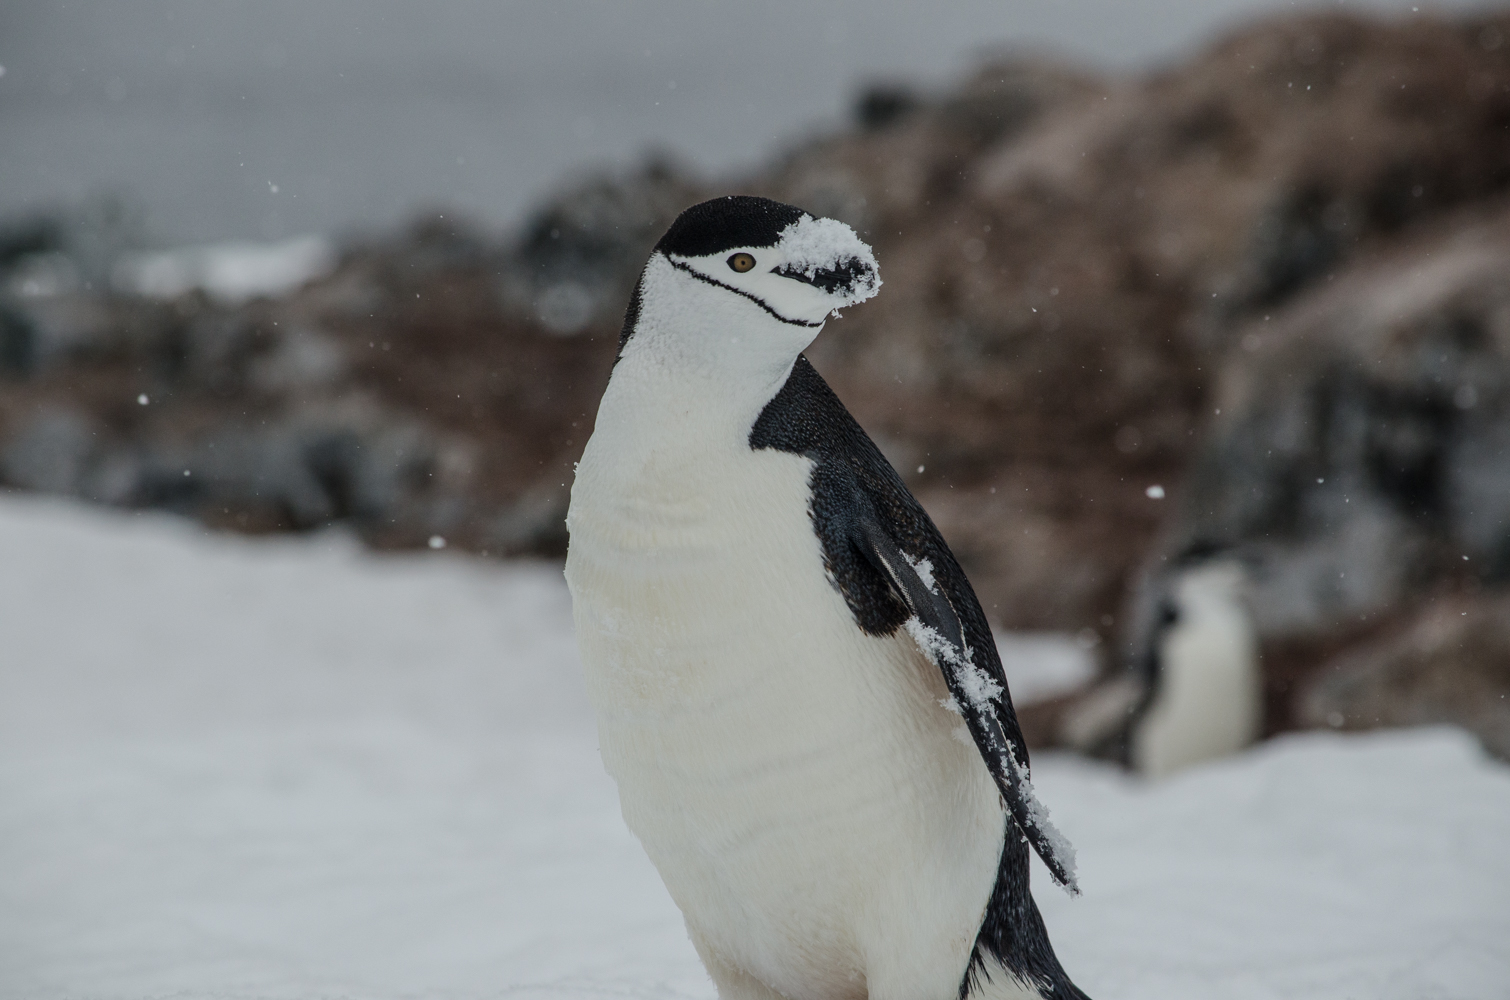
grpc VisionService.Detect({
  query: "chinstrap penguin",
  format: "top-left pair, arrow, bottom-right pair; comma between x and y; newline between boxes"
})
1130,559 -> 1262,777
565,196 -> 1088,1000
1061,556 -> 1262,777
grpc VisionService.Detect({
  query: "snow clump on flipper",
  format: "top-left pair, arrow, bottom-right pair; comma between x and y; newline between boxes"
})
905,619 -> 1001,709
1003,737 -> 1078,888
904,616 -> 1081,895
901,553 -> 939,595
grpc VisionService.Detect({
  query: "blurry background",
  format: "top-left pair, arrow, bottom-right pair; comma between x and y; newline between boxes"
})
3,3 -> 1510,997
4,0 -> 1506,753
1,0 -> 1484,242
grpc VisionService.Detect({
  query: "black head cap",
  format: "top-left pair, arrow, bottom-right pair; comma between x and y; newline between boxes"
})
655,195 -> 808,258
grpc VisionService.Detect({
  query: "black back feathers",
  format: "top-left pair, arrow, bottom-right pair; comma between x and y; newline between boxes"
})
656,196 -> 808,258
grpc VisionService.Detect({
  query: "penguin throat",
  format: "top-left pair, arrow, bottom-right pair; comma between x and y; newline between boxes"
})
621,254 -> 822,397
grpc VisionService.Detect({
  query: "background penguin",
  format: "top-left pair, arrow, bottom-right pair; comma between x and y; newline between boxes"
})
1061,556 -> 1262,777
565,196 -> 1089,1000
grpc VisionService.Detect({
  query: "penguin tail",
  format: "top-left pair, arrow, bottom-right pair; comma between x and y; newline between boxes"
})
963,832 -> 1092,1000
963,950 -> 1090,1000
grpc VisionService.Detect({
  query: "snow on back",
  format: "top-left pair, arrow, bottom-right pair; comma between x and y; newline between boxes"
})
775,215 -> 881,304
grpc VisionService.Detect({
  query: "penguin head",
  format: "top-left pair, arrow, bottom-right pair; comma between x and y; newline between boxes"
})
622,197 -> 880,375
1142,558 -> 1253,691
1169,560 -> 1249,620
654,196 -> 880,327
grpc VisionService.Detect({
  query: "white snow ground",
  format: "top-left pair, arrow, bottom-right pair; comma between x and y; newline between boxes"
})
1,496 -> 1507,999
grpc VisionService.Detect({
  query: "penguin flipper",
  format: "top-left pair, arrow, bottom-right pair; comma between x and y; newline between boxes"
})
750,355 -> 1078,892
850,512 -> 1080,895
852,515 -> 966,650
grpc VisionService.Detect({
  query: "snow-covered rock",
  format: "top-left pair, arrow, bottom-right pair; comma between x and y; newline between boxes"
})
113,235 -> 336,305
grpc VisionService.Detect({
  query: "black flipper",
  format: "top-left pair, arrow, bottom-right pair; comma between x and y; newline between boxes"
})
751,356 -> 1090,999
851,512 -> 1079,895
852,515 -> 965,650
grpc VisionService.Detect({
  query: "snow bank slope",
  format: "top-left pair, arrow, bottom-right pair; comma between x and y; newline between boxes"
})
0,497 -> 1506,999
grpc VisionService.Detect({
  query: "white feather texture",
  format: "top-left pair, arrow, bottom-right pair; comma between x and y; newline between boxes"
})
565,255 -> 1016,1000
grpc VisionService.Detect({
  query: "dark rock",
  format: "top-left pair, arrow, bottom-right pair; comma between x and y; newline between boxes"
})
6,295 -> 123,371
0,300 -> 34,372
1169,202 -> 1510,635
0,197 -> 148,290
502,160 -> 704,334
854,84 -> 920,131
1299,593 -> 1510,760
0,215 -> 66,269
1,408 -> 99,495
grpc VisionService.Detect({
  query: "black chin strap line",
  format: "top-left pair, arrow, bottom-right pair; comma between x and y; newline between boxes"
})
664,255 -> 824,329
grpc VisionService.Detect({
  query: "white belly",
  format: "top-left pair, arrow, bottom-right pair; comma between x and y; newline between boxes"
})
565,440 -> 1005,1000
1132,572 -> 1262,779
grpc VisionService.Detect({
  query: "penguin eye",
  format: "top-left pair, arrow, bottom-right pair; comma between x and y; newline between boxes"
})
727,253 -> 756,273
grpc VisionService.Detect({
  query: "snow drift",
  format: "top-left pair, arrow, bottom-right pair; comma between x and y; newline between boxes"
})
0,496 -> 1506,999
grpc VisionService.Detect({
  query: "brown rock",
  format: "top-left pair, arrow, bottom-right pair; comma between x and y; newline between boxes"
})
1152,197 -> 1510,723
4,10 -> 1510,693
752,10 -> 1510,642
1299,593 -> 1510,760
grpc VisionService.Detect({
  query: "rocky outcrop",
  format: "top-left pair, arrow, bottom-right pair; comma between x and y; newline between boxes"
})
2,10 -> 1509,748
1131,196 -> 1510,734
1170,201 -> 1510,624
0,215 -> 612,553
1299,593 -> 1510,760
754,11 -> 1510,647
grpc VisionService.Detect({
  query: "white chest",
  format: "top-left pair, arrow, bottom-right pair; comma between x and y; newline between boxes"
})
563,363 -> 1004,1000
1133,579 -> 1262,778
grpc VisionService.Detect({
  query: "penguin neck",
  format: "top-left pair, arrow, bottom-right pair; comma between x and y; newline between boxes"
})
606,257 -> 821,454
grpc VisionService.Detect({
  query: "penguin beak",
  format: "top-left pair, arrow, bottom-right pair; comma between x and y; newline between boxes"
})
772,256 -> 878,300
768,213 -> 882,312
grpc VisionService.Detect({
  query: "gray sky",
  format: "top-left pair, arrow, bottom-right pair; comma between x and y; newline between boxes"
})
0,0 -> 1490,243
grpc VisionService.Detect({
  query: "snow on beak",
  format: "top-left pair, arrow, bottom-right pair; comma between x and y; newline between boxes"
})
772,215 -> 881,312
